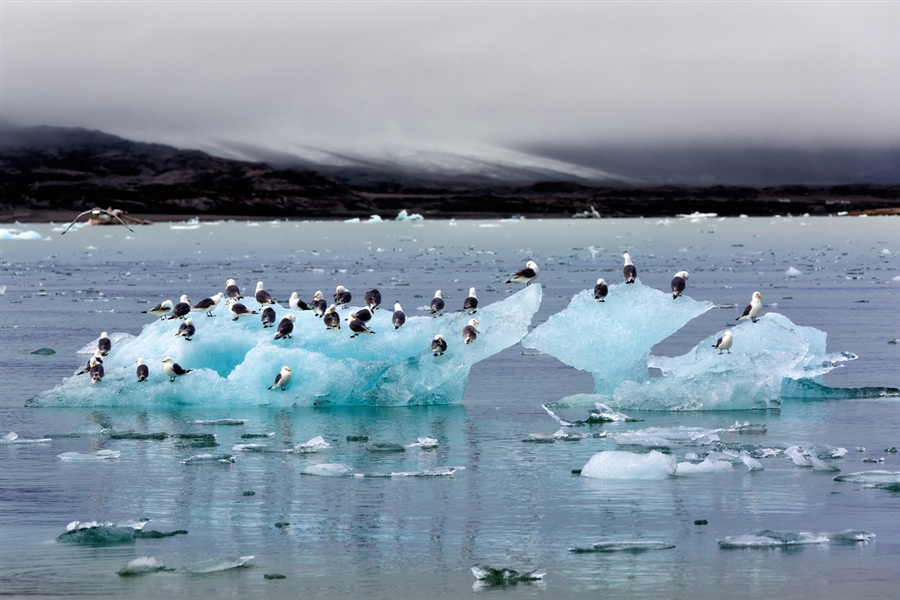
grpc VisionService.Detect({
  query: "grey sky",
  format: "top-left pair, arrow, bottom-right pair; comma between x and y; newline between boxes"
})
2,1 -> 898,159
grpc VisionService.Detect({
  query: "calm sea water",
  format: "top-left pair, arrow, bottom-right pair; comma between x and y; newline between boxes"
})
1,216 -> 898,599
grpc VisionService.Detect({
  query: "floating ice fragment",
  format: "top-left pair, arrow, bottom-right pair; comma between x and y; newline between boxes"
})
0,228 -> 43,240
613,426 -> 721,449
570,540 -> 675,553
523,433 -> 556,443
785,446 -> 812,467
362,467 -> 463,478
829,530 -> 876,543
181,453 -> 235,464
471,565 -> 545,585
294,435 -> 331,453
192,419 -> 247,426
118,557 -> 168,576
718,530 -> 830,549
807,455 -> 840,472
1,432 -> 48,444
178,556 -> 253,574
785,266 -> 803,277
724,422 -> 767,434
407,436 -> 439,449
834,471 -> 900,485
58,449 -> 120,461
581,450 -> 676,480
396,209 -> 424,221
739,453 -> 764,471
676,457 -> 733,475
552,428 -> 586,441
302,463 -> 352,476
366,441 -> 406,452
589,402 -> 638,423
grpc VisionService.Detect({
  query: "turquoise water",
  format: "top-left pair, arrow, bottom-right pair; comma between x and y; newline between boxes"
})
1,217 -> 898,598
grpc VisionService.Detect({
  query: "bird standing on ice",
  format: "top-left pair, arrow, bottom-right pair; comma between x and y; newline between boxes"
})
311,291 -> 327,317
671,271 -> 689,299
228,299 -> 257,321
268,366 -> 293,391
135,358 -> 149,382
334,285 -> 352,308
364,289 -> 382,312
162,357 -> 192,382
622,253 -> 637,284
175,318 -> 195,340
462,288 -> 478,313
289,292 -> 311,311
324,305 -> 341,331
348,312 -> 375,337
506,261 -> 539,286
191,292 -> 224,317
142,299 -> 173,320
274,314 -> 296,339
593,278 -> 608,302
392,302 -> 406,329
430,290 -> 445,317
89,357 -> 104,383
261,306 -> 276,328
431,334 -> 447,356
168,295 -> 192,320
255,282 -> 276,305
224,278 -> 243,300
97,332 -> 111,356
77,350 -> 103,375
713,330 -> 734,354
736,292 -> 764,323
462,319 -> 480,344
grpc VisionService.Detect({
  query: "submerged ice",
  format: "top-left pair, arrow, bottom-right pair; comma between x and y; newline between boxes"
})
30,285 -> 541,407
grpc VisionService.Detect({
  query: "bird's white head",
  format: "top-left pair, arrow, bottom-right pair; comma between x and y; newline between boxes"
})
596,278 -> 606,285
256,282 -> 265,291
179,294 -> 190,303
526,260 -> 539,271
434,334 -> 444,340
676,271 -> 689,280
313,291 -> 323,300
286,314 -> 296,322
434,290 -> 443,298
336,285 -> 347,293
162,357 -> 172,363
283,366 -> 292,373
469,287 -> 477,297
100,331 -> 108,338
394,302 -> 403,311
184,318 -> 193,325
468,319 -> 479,327
225,278 -> 235,286
136,358 -> 144,365
623,253 -> 633,265
162,300 -> 174,309
753,291 -> 763,300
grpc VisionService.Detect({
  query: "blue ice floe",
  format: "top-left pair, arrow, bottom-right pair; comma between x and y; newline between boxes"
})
29,285 -> 542,408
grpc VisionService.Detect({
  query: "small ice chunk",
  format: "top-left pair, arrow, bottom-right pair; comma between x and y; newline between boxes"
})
471,565 -> 545,584
718,530 -> 829,549
118,557 -> 167,576
58,449 -> 120,461
1,432 -> 48,444
396,209 -> 424,221
181,453 -> 235,464
366,441 -> 406,452
808,445 -> 847,459
552,428 -> 586,441
294,435 -> 331,453
829,530 -> 876,543
725,422 -> 767,435
192,419 -> 247,426
570,540 -> 675,553
834,470 -> 900,484
581,450 -> 676,480
785,446 -> 812,467
739,453 -> 764,471
302,463 -> 352,476
589,402 -> 637,423
676,457 -> 733,475
408,436 -> 439,449
523,433 -> 556,443
807,455 -> 840,472
178,556 -> 253,574
785,266 -> 803,277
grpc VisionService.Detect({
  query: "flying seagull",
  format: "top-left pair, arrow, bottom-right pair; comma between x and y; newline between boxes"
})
60,208 -> 135,234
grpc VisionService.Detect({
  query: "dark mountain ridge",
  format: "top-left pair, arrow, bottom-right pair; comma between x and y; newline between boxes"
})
1,125 -> 897,222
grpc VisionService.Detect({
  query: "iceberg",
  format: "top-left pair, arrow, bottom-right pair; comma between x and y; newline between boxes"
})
718,530 -> 830,549
580,450 -> 677,480
118,557 -> 168,576
569,541 -> 675,553
523,282 -> 714,394
57,519 -> 186,545
29,285 -> 541,408
675,457 -> 733,476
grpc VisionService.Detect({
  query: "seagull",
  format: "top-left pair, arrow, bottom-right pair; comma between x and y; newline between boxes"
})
430,290 -> 445,317
89,357 -> 104,383
462,287 -> 478,313
736,291 -> 764,323
289,292 -> 311,311
191,292 -> 224,317
354,308 -> 373,323
364,289 -> 382,311
162,357 -> 192,382
175,318 -> 195,340
323,304 -> 341,331
713,330 -> 734,354
593,278 -> 608,302
311,291 -> 327,317
136,358 -> 149,382
261,306 -> 276,328
268,366 -> 293,391
227,299 -> 257,321
506,260 -> 539,286
671,271 -> 689,299
348,312 -> 375,337
77,350 -> 104,375
623,253 -> 637,284
462,319 -> 480,344
392,302 -> 406,329
142,299 -> 174,320
431,334 -> 448,356
274,314 -> 296,340
255,281 -> 276,305
60,208 -> 135,235
334,285 -> 352,308
97,331 -> 111,356
224,278 -> 243,301
167,294 -> 192,320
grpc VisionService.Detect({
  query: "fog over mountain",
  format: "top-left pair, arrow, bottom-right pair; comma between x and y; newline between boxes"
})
2,2 -> 897,184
